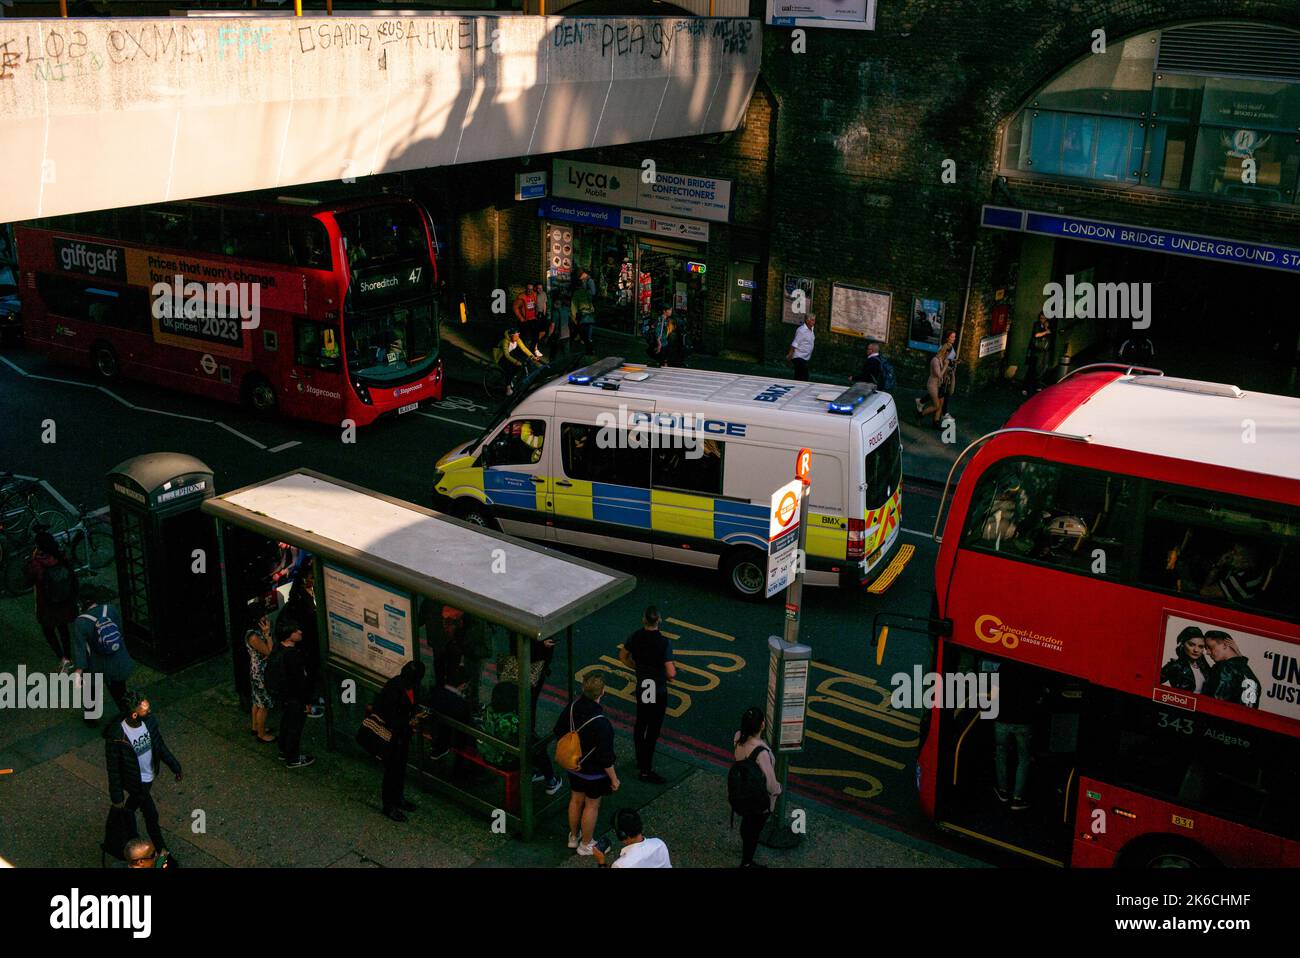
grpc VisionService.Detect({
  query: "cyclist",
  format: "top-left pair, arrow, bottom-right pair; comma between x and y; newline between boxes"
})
493,326 -> 542,397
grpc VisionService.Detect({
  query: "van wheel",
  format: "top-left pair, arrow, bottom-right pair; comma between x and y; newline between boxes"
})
91,343 -> 120,381
242,374 -> 277,415
456,501 -> 498,532
722,548 -> 767,601
1117,837 -> 1218,869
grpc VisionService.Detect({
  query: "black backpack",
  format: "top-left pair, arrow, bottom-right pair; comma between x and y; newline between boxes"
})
44,562 -> 76,606
727,744 -> 772,819
263,644 -> 288,699
878,356 -> 898,392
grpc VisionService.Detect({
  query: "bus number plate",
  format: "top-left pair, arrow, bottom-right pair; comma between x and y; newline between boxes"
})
397,402 -> 419,414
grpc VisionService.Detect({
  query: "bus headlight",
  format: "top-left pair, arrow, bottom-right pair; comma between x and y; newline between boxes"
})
351,378 -> 373,404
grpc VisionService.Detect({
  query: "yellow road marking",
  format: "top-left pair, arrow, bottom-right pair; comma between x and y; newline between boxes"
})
938,821 -> 1065,867
806,697 -> 920,750
789,766 -> 883,800
666,617 -> 735,641
805,729 -> 905,771
867,542 -> 915,594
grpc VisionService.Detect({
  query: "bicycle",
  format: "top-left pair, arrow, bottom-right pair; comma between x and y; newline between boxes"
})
0,477 -> 69,545
483,356 -> 547,402
53,503 -> 115,575
0,500 -> 70,597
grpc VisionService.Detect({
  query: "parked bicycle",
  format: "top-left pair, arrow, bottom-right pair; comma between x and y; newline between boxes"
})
52,503 -> 115,575
0,475 -> 68,544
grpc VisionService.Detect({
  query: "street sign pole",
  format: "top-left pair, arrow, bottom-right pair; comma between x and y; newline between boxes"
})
762,449 -> 813,849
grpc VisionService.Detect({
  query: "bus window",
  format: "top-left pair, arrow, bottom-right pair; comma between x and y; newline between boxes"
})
288,219 -> 331,270
1141,489 -> 1299,620
652,439 -> 723,495
561,422 -> 650,488
294,319 -> 341,372
36,275 -> 149,332
962,458 -> 1135,575
337,205 -> 428,270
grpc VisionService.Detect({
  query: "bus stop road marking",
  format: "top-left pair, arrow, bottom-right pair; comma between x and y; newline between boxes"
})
665,617 -> 735,641
268,441 -> 301,454
1,355 -> 297,453
416,410 -> 484,429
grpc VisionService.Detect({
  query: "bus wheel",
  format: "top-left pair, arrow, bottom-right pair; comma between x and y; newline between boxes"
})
456,501 -> 498,531
242,375 -> 277,415
722,547 -> 767,601
1119,837 -> 1218,869
91,343 -> 120,381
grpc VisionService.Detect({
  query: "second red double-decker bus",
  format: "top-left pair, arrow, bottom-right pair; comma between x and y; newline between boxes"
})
916,365 -> 1300,867
14,190 -> 444,426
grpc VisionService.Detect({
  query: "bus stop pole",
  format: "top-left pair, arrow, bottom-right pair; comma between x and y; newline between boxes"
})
315,560 -> 335,752
518,632 -> 534,839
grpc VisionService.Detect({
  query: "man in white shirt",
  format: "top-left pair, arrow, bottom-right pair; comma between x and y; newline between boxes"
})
592,808 -> 672,868
787,313 -> 816,381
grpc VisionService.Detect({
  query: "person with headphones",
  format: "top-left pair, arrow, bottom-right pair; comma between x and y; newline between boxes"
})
591,808 -> 672,868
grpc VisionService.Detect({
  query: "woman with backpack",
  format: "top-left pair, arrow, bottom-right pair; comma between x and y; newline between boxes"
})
244,612 -> 277,744
732,706 -> 780,868
25,530 -> 79,673
553,674 -> 618,856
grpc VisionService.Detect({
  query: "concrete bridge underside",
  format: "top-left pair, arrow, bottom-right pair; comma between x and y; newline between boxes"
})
0,15 -> 761,222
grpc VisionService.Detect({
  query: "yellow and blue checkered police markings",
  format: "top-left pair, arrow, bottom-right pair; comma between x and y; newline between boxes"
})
432,359 -> 909,594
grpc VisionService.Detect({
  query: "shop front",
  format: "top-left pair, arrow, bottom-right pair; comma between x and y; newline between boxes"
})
540,158 -> 729,343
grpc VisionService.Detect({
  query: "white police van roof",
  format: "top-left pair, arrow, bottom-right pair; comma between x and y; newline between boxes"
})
547,360 -> 893,435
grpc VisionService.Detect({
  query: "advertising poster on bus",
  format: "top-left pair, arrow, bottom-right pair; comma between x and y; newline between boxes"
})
125,249 -> 306,359
1157,613 -> 1300,721
323,564 -> 413,680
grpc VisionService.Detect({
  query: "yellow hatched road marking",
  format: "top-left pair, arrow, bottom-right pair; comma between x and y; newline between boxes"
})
805,729 -> 905,770
867,542 -> 915,594
666,617 -> 735,642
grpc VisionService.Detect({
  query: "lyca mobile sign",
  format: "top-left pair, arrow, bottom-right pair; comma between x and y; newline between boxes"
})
553,159 -> 732,223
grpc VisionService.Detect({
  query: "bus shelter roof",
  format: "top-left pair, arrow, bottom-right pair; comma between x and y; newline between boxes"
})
202,470 -> 635,640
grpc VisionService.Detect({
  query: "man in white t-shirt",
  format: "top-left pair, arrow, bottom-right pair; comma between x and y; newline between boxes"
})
787,313 -> 816,381
593,808 -> 672,868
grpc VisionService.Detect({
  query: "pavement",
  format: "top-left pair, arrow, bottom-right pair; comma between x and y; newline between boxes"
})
437,319 -> 1025,487
0,563 -> 983,868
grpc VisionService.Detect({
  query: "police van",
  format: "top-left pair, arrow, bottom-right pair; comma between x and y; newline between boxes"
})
432,358 -> 909,598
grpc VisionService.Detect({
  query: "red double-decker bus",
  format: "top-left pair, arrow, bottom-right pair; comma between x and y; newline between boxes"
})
917,365 -> 1300,867
13,191 -> 444,426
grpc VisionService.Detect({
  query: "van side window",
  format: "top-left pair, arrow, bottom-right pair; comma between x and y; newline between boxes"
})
961,457 -> 1134,576
1140,489 -> 1299,621
561,423 -> 649,488
652,439 -> 724,495
485,419 -> 546,468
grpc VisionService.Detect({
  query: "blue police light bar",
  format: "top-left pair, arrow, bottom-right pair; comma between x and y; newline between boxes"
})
568,356 -> 626,384
826,382 -> 876,414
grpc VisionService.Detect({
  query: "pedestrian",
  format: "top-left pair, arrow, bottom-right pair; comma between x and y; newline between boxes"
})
73,594 -> 134,723
577,268 -> 596,299
439,606 -> 490,715
915,331 -> 954,429
619,605 -> 676,785
281,568 -> 324,718
939,330 -> 957,421
555,674 -> 618,856
992,658 -> 1041,812
244,611 -> 277,744
787,312 -> 816,380
103,693 -> 182,863
267,621 -> 314,768
376,659 -> 425,822
25,530 -> 79,673
592,808 -> 672,868
645,304 -> 672,366
548,289 -> 572,362
480,680 -> 563,794
498,635 -> 556,739
1023,313 -> 1052,396
429,664 -> 473,760
571,279 -> 597,354
731,705 -> 779,868
535,281 -> 548,329
513,283 -> 540,349
852,340 -> 892,391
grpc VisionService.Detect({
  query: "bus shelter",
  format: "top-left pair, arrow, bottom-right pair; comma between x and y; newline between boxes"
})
202,469 -> 635,838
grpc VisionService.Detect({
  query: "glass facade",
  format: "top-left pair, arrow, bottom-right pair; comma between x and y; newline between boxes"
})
1003,27 -> 1300,205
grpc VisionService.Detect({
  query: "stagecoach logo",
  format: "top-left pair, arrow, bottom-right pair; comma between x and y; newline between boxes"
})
302,384 -> 341,399
393,384 -> 423,398
975,614 -> 1062,653
54,238 -> 126,281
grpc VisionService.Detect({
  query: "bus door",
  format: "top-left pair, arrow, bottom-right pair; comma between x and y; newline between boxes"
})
932,641 -> 1085,865
280,317 -> 345,420
477,405 -> 555,541
552,399 -> 653,557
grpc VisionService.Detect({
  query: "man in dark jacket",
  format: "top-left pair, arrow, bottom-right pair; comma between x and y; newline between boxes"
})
428,665 -> 473,759
852,341 -> 887,390
376,660 -> 425,822
272,622 -> 314,768
619,606 -> 676,785
104,694 -> 182,859
554,674 -> 618,856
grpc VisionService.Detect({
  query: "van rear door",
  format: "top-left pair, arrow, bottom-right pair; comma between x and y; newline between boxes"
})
855,414 -> 903,574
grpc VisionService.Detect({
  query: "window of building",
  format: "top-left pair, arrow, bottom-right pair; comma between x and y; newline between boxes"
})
961,457 -> 1135,576
651,439 -> 724,495
560,422 -> 650,488
1002,23 -> 1300,206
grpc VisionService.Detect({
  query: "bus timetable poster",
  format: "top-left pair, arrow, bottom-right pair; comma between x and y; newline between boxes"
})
1157,613 -> 1300,722
323,564 -> 413,680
